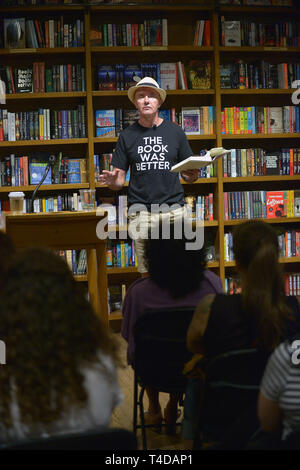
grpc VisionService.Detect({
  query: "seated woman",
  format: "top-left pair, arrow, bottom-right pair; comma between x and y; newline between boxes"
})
185,220 -> 300,447
122,221 -> 223,433
258,336 -> 300,448
0,247 -> 122,443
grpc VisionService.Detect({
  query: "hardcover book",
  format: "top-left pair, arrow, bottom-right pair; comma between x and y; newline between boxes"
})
269,107 -> 283,134
124,65 -> 142,90
16,67 -> 33,93
266,191 -> 286,218
96,126 -> 116,137
181,107 -> 201,135
224,21 -> 241,47
97,65 -> 116,90
265,151 -> 280,175
160,63 -> 177,90
29,162 -> 52,185
186,61 -> 211,90
4,18 -> 26,49
95,109 -> 115,127
171,148 -> 231,172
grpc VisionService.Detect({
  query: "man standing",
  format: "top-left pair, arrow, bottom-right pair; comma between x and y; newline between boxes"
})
99,76 -> 198,274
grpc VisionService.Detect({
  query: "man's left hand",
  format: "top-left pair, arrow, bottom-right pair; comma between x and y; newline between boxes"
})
181,169 -> 199,183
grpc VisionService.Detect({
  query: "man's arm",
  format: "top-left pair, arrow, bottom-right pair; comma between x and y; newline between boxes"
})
99,168 -> 126,190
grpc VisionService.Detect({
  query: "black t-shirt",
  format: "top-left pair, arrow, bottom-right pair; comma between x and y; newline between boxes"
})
111,120 -> 193,209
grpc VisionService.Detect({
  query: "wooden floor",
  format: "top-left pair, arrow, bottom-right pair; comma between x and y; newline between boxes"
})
110,329 -> 187,450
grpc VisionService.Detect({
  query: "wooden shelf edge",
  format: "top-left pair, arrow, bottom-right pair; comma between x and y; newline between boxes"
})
225,257 -> 300,267
0,183 -> 89,193
0,47 -> 85,55
223,175 -> 300,182
221,89 -> 297,94
0,139 -> 88,147
224,217 -> 300,225
222,133 -> 300,139
5,92 -> 86,100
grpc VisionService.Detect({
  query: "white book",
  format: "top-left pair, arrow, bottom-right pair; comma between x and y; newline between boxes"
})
160,63 -> 177,90
270,107 -> 283,133
171,148 -> 231,172
231,148 -> 237,177
224,21 -> 241,47
198,20 -> 205,46
177,61 -> 185,90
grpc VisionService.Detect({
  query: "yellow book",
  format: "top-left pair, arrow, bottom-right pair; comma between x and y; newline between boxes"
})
39,112 -> 44,141
203,106 -> 209,135
53,197 -> 58,212
42,198 -> 46,213
290,190 -> 294,218
66,250 -> 73,271
80,159 -> 87,183
243,107 -> 248,134
241,148 -> 247,177
239,107 -> 244,134
286,190 -> 290,217
263,107 -> 268,134
229,107 -> 234,134
120,241 -> 125,268
224,108 -> 229,134
236,107 -> 240,134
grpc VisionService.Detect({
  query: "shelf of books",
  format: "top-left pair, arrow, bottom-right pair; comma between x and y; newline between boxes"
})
0,1 -> 300,321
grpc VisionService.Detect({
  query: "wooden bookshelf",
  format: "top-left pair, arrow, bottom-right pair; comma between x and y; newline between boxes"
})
0,2 -> 300,320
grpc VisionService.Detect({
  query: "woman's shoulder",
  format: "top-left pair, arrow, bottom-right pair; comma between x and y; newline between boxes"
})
203,269 -> 223,291
125,276 -> 156,299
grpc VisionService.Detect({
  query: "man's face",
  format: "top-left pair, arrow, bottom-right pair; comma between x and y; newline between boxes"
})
134,87 -> 161,116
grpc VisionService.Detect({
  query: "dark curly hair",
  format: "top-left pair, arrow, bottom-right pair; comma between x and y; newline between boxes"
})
144,220 -> 207,298
0,247 -> 120,429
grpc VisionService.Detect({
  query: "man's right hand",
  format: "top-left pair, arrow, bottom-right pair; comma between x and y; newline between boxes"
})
99,168 -> 126,190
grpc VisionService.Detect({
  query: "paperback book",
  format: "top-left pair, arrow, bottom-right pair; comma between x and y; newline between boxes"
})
171,148 -> 231,172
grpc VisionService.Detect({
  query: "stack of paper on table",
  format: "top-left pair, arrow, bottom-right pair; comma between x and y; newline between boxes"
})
171,148 -> 231,172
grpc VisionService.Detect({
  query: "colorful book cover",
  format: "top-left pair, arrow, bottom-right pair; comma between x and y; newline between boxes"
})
29,162 -> 52,185
95,109 -> 115,128
266,191 -> 286,218
123,64 -> 142,90
96,127 -> 116,137
66,158 -> 81,183
97,65 -> 116,90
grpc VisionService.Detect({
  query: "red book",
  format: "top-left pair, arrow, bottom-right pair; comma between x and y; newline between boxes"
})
203,20 -> 211,46
33,62 -> 39,92
39,62 -> 45,93
266,191 -> 286,218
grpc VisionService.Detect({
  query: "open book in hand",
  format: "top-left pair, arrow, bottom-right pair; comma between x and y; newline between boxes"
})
171,148 -> 231,172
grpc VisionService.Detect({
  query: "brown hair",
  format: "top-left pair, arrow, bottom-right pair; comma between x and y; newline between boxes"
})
0,247 -> 120,430
233,220 -> 292,351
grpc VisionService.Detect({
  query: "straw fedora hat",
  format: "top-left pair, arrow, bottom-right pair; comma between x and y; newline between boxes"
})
127,76 -> 166,104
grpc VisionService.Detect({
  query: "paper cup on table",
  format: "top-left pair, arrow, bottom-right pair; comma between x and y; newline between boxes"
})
8,192 -> 25,214
79,189 -> 96,211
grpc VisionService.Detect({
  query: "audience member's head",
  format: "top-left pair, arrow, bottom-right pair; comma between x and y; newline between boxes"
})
0,247 -> 119,430
233,220 -> 291,350
0,231 -> 15,287
144,220 -> 207,298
